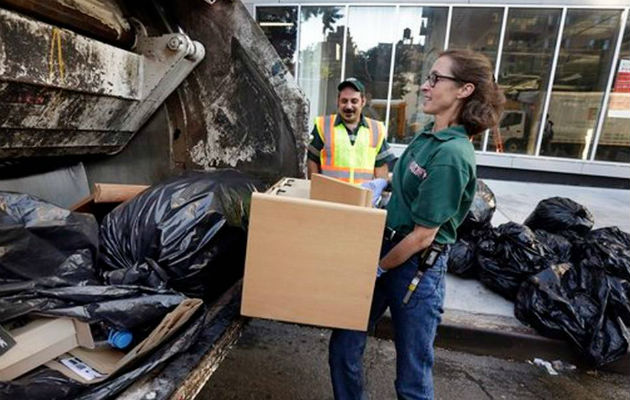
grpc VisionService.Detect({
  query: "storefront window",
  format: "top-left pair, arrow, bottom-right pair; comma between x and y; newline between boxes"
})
257,4 -> 629,167
595,13 -> 630,163
389,7 -> 448,143
449,7 -> 504,66
256,7 -> 298,76
448,7 -> 504,149
543,9 -> 622,159
491,8 -> 562,155
298,6 -> 346,125
344,6 -> 397,124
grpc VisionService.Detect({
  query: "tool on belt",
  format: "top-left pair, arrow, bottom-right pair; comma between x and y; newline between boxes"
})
402,242 -> 445,304
384,227 -> 445,304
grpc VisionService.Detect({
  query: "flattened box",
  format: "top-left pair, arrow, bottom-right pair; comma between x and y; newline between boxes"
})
241,175 -> 386,331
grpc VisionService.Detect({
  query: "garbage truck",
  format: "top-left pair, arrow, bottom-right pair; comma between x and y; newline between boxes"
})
0,0 -> 309,398
0,0 -> 309,186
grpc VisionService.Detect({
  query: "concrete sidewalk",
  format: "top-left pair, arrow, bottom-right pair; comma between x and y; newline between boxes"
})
486,179 -> 630,232
376,179 -> 630,373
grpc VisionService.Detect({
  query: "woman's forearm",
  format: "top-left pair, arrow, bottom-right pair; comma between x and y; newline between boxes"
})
379,225 -> 439,270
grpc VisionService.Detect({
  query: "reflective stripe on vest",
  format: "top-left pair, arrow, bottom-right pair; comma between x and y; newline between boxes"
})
315,115 -> 385,184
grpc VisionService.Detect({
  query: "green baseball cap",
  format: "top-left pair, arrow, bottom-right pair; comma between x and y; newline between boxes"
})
338,77 -> 365,94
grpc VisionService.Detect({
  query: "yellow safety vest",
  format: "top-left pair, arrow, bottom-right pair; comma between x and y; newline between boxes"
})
315,115 -> 385,184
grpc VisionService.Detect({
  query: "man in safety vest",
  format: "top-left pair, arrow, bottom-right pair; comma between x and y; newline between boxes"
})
307,78 -> 394,187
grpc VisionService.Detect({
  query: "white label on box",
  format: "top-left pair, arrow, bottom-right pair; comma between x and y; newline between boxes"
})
0,325 -> 16,355
60,357 -> 105,381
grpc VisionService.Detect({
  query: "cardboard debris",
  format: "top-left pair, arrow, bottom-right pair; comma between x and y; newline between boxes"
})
46,298 -> 202,384
0,318 -> 94,381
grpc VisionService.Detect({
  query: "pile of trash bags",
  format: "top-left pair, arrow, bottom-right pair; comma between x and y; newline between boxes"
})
515,259 -> 630,367
0,170 -> 261,399
447,182 -> 630,367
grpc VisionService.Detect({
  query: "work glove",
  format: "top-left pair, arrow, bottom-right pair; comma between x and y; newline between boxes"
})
376,265 -> 387,278
361,178 -> 388,207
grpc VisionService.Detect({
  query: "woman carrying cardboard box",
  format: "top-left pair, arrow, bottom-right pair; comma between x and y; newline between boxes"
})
329,50 -> 505,400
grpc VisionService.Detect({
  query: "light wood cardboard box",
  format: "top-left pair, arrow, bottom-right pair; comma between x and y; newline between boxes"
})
0,317 -> 94,381
241,174 -> 386,331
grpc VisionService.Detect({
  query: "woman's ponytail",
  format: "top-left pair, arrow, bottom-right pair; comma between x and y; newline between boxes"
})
440,50 -> 505,136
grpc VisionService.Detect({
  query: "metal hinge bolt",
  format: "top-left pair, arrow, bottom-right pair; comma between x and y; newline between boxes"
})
167,36 -> 184,51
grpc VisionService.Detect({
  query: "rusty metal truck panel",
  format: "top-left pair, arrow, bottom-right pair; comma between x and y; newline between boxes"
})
0,5 -> 204,159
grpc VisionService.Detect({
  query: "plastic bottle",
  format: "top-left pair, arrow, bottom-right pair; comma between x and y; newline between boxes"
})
91,323 -> 133,350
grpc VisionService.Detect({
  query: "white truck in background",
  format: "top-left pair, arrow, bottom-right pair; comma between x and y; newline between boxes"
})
496,92 -> 629,158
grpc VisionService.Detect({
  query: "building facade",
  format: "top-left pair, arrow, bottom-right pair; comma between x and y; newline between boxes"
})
244,0 -> 630,183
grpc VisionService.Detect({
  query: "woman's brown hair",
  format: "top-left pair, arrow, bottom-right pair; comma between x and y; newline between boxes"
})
439,49 -> 505,136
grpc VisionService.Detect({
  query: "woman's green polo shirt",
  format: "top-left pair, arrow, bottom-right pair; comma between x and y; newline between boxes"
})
386,123 -> 477,244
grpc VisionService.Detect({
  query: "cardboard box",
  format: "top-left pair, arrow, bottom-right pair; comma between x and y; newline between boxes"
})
0,317 -> 94,381
310,173 -> 372,207
45,298 -> 202,384
70,183 -> 149,222
241,175 -> 386,331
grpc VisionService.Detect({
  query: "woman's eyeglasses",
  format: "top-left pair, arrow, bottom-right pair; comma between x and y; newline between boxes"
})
425,72 -> 464,88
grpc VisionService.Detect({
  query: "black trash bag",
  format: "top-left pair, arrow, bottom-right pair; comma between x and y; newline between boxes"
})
0,192 -> 99,287
575,227 -> 630,281
515,263 -> 576,340
515,262 -> 629,366
585,226 -> 630,248
477,222 -> 553,300
534,229 -> 572,263
447,239 -> 478,278
448,226 -> 494,278
0,285 -> 186,330
457,180 -> 496,237
524,197 -> 594,238
0,367 -> 86,400
579,253 -> 630,326
608,275 -> 630,326
99,170 -> 262,299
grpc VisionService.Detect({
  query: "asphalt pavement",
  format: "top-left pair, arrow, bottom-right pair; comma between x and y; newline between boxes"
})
199,319 -> 629,400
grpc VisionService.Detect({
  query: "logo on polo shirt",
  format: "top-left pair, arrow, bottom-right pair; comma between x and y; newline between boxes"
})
408,161 -> 427,179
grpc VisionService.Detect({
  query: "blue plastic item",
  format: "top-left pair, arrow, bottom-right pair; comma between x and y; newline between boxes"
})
108,329 -> 133,349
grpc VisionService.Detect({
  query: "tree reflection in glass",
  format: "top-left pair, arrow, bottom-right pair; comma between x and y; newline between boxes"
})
390,7 -> 448,143
448,7 -> 504,149
257,7 -> 298,75
344,6 -> 397,126
298,6 -> 346,124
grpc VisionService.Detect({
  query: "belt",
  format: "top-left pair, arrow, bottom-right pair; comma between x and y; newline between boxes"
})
384,226 -> 408,244
384,226 -> 447,255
